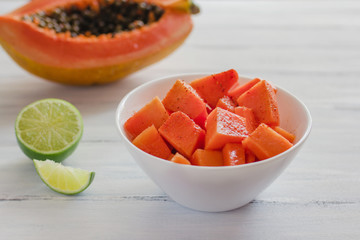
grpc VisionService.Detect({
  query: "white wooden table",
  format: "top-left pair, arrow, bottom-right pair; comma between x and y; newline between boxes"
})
1,0 -> 360,239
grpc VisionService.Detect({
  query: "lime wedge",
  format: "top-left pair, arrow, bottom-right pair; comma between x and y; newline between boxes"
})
33,159 -> 95,195
15,98 -> 83,162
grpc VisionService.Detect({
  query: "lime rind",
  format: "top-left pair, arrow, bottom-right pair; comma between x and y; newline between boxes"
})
15,98 -> 83,162
33,159 -> 95,195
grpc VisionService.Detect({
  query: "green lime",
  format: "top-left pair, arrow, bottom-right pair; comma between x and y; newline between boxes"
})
33,159 -> 95,195
15,98 -> 83,162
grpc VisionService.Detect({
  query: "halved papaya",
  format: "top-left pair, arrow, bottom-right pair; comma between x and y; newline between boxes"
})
0,0 -> 199,85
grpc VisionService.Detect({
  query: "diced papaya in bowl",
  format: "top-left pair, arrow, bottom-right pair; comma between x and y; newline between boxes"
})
116,71 -> 312,212
121,71 -> 299,165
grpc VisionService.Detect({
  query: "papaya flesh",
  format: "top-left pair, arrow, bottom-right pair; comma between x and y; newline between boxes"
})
0,0 -> 199,85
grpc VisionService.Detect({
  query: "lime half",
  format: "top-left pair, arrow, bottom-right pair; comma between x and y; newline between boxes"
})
15,98 -> 83,162
34,159 -> 95,195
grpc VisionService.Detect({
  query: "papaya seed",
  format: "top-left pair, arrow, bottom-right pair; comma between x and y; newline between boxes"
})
21,0 -> 164,38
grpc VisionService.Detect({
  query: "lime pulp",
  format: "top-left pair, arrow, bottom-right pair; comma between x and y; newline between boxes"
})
33,159 -> 95,195
15,98 -> 83,162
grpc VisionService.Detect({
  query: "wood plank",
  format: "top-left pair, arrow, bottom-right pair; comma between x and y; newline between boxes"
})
0,200 -> 359,239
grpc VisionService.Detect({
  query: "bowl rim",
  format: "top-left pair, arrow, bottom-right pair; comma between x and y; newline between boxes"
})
115,73 -> 312,171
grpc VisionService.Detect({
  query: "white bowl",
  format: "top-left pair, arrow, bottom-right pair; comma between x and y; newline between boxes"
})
115,73 -> 312,212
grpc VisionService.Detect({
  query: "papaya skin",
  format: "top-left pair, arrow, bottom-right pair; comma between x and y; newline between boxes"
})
0,0 -> 196,85
0,30 -> 189,85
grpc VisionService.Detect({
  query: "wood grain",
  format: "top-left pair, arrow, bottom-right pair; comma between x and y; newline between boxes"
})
1,0 -> 360,239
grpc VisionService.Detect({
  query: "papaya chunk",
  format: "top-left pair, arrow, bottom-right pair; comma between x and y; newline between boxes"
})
216,95 -> 236,113
167,153 -> 175,160
162,79 -> 208,128
205,107 -> 248,150
132,125 -> 172,160
159,111 -> 205,159
242,123 -> 293,160
191,149 -> 223,166
124,96 -> 169,140
205,103 -> 213,114
245,150 -> 257,163
228,78 -> 261,101
237,80 -> 280,126
190,69 -> 239,108
272,126 -> 296,143
170,153 -> 191,165
222,143 -> 246,166
234,106 -> 257,133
